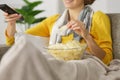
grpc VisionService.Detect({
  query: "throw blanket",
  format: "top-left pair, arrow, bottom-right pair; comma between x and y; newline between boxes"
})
49,6 -> 93,45
0,34 -> 120,80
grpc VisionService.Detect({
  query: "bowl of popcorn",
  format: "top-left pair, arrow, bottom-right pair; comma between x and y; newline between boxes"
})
47,40 -> 87,61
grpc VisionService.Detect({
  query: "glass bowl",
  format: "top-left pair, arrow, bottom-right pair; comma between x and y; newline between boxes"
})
46,44 -> 87,61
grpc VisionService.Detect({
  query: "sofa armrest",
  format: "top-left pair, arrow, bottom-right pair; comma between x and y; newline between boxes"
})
0,44 -> 10,60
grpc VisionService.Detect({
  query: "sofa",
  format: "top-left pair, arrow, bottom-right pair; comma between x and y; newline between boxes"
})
0,13 -> 120,60
0,44 -> 10,60
108,13 -> 120,59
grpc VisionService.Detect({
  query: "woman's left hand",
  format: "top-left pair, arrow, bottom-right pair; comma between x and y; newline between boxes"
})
66,20 -> 89,39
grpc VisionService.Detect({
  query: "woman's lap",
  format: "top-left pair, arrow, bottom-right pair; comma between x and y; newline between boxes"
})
0,35 -> 106,80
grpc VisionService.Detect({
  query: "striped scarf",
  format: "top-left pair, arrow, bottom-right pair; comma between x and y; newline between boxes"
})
49,6 -> 94,45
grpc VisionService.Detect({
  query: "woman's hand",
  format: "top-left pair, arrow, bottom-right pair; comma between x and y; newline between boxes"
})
67,20 -> 106,60
66,20 -> 89,40
4,12 -> 22,37
4,12 -> 21,24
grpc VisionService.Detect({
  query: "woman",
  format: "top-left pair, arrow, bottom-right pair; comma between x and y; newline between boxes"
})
5,0 -> 112,64
0,0 -> 112,80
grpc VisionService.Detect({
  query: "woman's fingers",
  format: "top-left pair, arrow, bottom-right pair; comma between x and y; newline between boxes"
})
72,26 -> 81,30
4,14 -> 21,22
6,16 -> 20,22
3,12 -> 8,16
68,20 -> 84,30
66,20 -> 89,38
71,23 -> 78,29
67,20 -> 85,30
5,14 -> 18,19
66,22 -> 72,28
66,20 -> 77,29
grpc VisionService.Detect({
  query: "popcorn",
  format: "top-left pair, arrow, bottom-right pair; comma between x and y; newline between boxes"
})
47,40 -> 87,61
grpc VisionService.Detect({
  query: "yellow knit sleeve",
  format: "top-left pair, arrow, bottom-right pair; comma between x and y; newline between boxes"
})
25,14 -> 59,37
91,11 -> 113,65
5,30 -> 15,46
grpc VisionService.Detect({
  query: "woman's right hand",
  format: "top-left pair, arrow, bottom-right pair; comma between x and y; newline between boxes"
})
4,12 -> 21,24
4,12 -> 22,37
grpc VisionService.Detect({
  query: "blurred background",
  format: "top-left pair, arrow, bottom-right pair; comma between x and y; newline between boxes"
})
0,0 -> 120,44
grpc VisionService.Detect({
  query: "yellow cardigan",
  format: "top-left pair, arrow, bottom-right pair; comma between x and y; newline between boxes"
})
5,11 -> 113,65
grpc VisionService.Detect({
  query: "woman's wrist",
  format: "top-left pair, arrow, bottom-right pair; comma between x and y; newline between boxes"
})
6,22 -> 16,37
8,21 -> 16,26
83,33 -> 92,41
